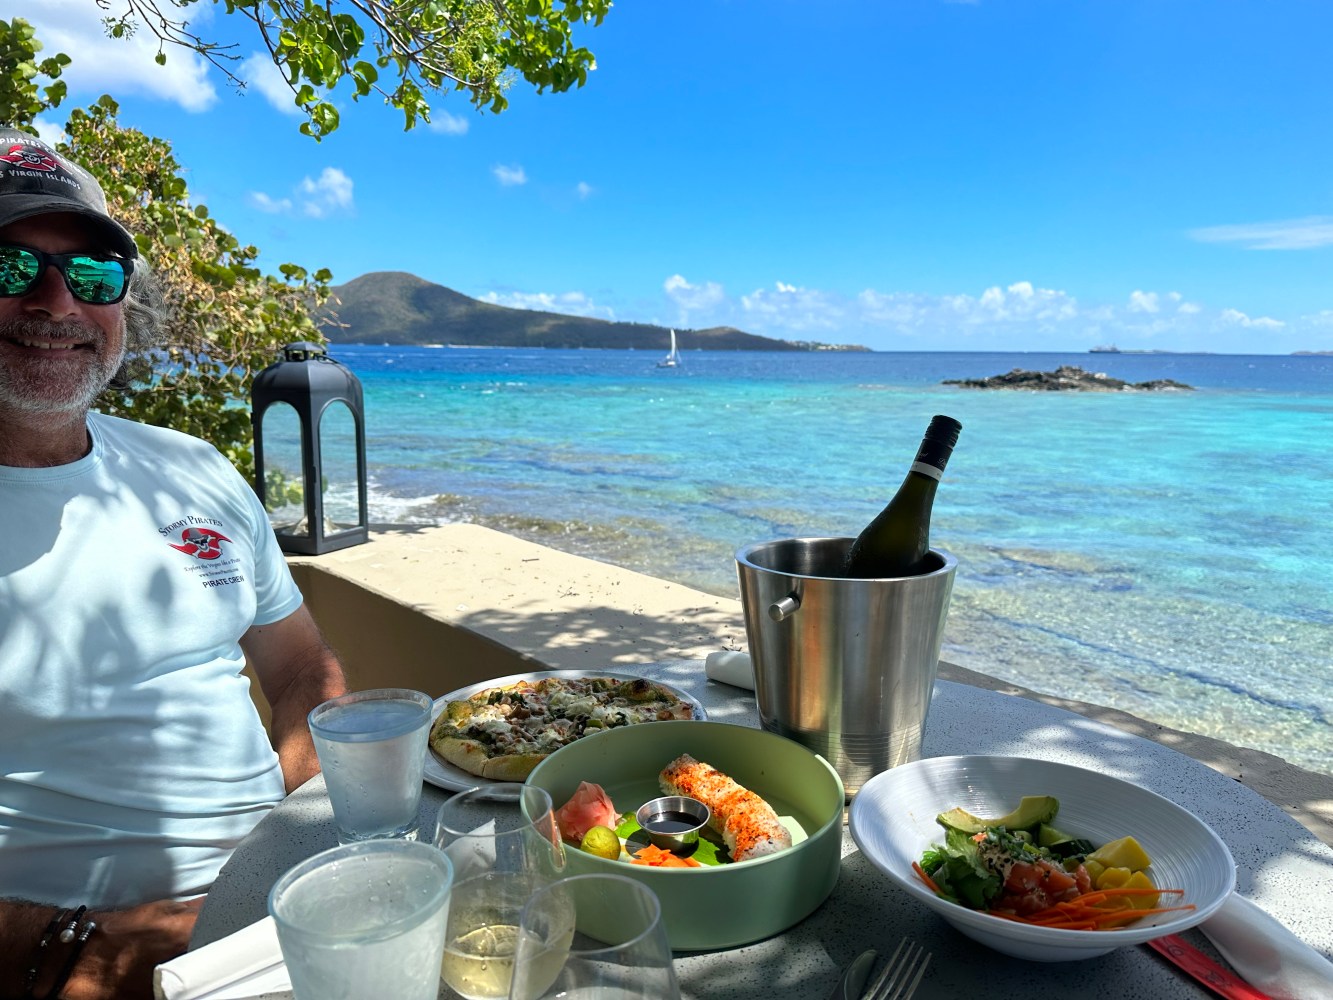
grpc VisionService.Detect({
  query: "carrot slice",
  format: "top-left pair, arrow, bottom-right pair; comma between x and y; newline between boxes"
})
912,860 -> 943,895
630,844 -> 702,868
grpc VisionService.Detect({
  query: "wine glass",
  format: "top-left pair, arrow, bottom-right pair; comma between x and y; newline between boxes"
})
434,784 -> 567,1000
508,874 -> 680,1000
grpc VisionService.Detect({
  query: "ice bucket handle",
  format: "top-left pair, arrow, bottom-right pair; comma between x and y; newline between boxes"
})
768,593 -> 801,622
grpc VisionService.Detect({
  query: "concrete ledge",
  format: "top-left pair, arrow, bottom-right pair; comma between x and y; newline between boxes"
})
281,523 -> 1333,848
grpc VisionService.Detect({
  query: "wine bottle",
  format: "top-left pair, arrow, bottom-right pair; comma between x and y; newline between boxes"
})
842,414 -> 962,578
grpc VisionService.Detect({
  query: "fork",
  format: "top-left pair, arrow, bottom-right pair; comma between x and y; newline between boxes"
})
860,938 -> 931,1000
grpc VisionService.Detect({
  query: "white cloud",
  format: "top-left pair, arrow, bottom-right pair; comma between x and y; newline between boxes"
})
645,275 -> 1326,352
33,118 -> 65,145
1188,216 -> 1333,250
248,167 -> 353,218
576,181 -> 594,199
469,274 -> 1325,354
248,191 -> 293,214
664,274 -> 727,322
239,53 -> 303,117
428,110 -> 470,136
1220,308 -> 1285,329
25,0 -> 218,112
1128,290 -> 1160,314
297,167 -> 354,217
493,164 -> 528,186
741,282 -> 845,332
478,290 -> 615,321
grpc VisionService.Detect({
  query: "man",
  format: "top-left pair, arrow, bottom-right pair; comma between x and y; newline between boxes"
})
0,129 -> 348,998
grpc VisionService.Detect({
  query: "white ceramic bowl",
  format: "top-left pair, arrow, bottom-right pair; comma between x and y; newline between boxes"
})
848,755 -> 1235,961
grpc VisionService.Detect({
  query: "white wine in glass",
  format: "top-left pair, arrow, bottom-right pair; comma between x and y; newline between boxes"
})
435,785 -> 566,1000
508,874 -> 679,1000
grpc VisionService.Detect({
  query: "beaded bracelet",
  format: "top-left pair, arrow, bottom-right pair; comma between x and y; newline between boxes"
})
40,916 -> 97,1000
21,908 -> 69,1000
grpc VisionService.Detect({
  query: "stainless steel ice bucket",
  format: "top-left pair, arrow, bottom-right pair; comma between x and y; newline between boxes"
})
735,537 -> 957,797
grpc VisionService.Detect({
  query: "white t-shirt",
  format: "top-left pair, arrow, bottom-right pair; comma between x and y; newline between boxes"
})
0,413 -> 304,907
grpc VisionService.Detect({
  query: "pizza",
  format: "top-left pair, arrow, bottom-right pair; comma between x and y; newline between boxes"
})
429,675 -> 697,781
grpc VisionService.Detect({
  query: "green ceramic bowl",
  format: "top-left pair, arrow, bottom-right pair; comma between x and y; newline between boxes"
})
524,720 -> 844,951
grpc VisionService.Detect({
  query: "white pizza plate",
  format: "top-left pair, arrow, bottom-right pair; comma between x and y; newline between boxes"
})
422,669 -> 709,792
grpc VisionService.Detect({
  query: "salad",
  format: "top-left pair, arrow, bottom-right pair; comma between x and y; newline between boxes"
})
915,795 -> 1194,930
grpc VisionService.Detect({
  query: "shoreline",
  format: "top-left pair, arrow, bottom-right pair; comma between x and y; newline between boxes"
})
353,495 -> 1333,777
282,522 -> 1333,848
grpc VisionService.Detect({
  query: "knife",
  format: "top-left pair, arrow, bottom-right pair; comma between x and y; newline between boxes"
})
828,948 -> 878,1000
1146,935 -> 1273,1000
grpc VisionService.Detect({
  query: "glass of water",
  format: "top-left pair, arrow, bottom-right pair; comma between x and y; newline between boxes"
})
434,784 -> 567,1000
308,688 -> 434,844
268,839 -> 453,1000
508,874 -> 679,1000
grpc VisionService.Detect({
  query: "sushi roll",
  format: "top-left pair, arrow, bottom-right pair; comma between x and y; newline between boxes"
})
659,753 -> 793,861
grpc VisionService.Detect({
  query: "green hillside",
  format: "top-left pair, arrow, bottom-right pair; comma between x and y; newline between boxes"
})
324,272 -> 863,351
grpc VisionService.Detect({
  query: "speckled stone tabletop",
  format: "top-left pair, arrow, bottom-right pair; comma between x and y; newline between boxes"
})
193,661 -> 1333,999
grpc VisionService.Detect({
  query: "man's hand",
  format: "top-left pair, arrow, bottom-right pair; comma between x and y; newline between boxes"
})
49,897 -> 203,1000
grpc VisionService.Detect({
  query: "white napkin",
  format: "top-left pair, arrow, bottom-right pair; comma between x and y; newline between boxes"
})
153,916 -> 290,1000
441,819 -> 499,880
1199,893 -> 1333,1000
705,650 -> 755,690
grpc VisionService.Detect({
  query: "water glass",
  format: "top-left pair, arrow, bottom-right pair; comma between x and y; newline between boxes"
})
508,874 -> 679,1000
435,785 -> 567,1000
268,839 -> 453,1000
308,687 -> 433,844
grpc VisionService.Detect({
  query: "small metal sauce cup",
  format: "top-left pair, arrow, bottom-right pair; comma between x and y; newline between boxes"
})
635,795 -> 711,855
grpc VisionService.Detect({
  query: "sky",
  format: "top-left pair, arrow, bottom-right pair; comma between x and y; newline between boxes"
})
23,0 -> 1333,353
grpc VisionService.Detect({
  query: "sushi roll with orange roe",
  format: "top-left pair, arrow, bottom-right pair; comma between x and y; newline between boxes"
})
659,753 -> 793,862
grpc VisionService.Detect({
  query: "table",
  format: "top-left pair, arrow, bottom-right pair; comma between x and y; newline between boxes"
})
194,660 -> 1333,999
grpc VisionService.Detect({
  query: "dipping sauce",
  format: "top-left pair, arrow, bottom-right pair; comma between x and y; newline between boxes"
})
635,795 -> 710,854
642,811 -> 704,834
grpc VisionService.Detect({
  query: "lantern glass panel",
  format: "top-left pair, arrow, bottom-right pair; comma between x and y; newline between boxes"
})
259,401 -> 307,536
318,401 -> 364,532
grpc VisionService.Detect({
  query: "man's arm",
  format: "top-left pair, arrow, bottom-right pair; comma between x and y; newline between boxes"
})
0,897 -> 201,1000
241,605 -> 348,794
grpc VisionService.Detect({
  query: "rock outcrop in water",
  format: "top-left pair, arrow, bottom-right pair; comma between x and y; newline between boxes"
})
943,365 -> 1194,392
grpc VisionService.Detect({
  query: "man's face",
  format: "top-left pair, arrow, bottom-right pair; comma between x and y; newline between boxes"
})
0,213 -> 127,416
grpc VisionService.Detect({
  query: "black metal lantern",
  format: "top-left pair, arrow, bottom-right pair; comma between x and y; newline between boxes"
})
251,342 -> 368,555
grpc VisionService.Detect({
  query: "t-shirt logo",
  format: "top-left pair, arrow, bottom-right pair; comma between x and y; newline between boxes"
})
168,527 -> 233,560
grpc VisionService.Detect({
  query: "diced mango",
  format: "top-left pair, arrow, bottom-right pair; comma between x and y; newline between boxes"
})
1123,870 -> 1161,910
1082,859 -> 1106,885
1095,866 -> 1133,891
1087,835 -> 1153,872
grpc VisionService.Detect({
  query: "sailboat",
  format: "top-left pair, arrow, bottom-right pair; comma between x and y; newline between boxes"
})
656,329 -> 681,368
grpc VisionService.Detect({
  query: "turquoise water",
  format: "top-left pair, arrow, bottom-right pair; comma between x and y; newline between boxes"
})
328,346 -> 1333,776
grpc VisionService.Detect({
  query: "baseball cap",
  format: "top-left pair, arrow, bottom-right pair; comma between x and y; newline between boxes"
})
0,127 -> 137,259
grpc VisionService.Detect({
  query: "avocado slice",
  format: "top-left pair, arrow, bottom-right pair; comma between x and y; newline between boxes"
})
936,795 -> 1060,834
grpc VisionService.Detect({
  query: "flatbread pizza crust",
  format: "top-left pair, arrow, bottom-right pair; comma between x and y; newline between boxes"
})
428,675 -> 694,782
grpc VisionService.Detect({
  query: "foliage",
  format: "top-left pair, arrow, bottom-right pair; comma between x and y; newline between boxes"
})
95,0 -> 612,139
1,17 -> 334,481
0,16 -> 69,127
63,98 -> 334,479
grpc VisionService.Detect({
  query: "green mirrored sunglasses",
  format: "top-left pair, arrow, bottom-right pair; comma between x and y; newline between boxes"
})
0,243 -> 133,305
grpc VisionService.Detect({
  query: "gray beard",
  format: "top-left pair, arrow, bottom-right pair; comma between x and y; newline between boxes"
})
0,317 -> 124,415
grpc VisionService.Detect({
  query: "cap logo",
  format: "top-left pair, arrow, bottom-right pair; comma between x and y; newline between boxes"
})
0,143 -> 60,172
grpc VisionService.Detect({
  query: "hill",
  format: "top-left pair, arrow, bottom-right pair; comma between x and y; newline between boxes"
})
323,272 -> 863,351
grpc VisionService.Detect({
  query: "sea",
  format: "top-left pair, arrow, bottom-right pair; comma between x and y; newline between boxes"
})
317,345 -> 1333,777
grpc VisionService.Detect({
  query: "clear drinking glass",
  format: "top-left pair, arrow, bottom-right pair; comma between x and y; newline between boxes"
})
268,839 -> 453,1000
308,687 -> 433,844
435,785 -> 568,1000
508,874 -> 679,1000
